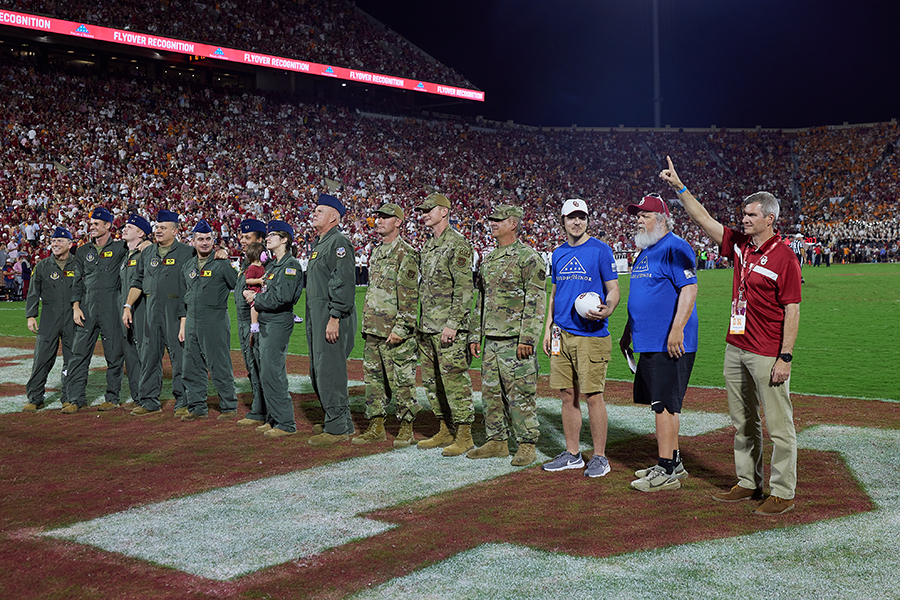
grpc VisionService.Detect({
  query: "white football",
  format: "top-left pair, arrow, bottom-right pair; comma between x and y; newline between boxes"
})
574,291 -> 603,318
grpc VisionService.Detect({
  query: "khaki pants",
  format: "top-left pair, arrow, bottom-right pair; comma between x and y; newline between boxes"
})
723,343 -> 797,499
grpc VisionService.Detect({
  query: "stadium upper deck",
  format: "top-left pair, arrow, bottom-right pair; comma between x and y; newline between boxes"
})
0,0 -> 476,89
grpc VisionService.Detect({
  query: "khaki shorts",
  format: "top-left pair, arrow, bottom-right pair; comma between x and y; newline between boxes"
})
549,329 -> 611,395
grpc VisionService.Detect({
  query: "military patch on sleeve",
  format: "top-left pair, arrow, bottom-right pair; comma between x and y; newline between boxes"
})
336,247 -> 346,258
457,255 -> 468,268
285,268 -> 296,277
165,258 -> 176,265
407,269 -> 415,280
102,250 -> 113,258
310,252 -> 318,260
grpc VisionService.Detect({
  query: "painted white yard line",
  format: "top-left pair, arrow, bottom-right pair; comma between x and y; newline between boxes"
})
351,425 -> 900,600
40,396 -> 731,581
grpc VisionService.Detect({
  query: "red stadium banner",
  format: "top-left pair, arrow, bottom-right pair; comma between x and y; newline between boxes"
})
0,9 -> 485,102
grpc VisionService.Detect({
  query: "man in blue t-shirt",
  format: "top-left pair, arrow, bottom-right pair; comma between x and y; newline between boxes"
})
619,194 -> 699,492
541,198 -> 620,478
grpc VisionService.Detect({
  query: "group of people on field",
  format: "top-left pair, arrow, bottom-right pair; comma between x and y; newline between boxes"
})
23,156 -> 801,514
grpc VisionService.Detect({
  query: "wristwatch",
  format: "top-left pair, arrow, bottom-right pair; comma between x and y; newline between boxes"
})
778,352 -> 793,363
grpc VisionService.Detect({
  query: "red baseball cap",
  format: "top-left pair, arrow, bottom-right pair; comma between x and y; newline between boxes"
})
626,193 -> 670,218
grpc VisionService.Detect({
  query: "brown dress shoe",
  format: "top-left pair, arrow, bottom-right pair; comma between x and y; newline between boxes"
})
712,484 -> 764,502
754,495 -> 796,515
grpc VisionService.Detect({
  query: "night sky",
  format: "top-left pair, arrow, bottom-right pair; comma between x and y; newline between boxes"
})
356,0 -> 900,129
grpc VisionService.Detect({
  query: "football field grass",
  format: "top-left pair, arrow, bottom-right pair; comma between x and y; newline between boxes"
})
2,260 -> 896,399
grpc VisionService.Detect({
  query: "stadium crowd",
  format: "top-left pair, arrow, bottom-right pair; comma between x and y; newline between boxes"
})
0,0 -> 476,89
2,50 -> 899,275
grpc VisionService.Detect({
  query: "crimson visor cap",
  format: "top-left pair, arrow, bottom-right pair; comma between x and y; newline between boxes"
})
627,193 -> 670,218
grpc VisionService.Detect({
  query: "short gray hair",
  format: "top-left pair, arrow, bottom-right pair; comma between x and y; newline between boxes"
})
744,191 -> 780,222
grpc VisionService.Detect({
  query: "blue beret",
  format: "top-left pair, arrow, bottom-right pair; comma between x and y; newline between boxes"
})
51,226 -> 73,240
91,207 -> 113,222
240,219 -> 267,234
317,193 -> 346,218
267,220 -> 294,240
157,209 -> 179,223
192,219 -> 213,234
126,213 -> 152,236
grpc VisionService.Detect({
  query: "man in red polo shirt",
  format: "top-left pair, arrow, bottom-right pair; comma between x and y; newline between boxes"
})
660,156 -> 801,516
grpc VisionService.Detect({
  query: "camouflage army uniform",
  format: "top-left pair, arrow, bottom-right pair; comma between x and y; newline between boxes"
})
417,226 -> 475,425
469,240 -> 547,444
362,236 -> 420,422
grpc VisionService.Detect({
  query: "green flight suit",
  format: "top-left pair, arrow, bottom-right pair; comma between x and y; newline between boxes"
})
25,255 -> 77,407
68,239 -> 128,407
254,252 -> 304,432
120,246 -> 146,403
305,226 -> 357,436
133,240 -> 195,412
235,258 -> 265,421
182,256 -> 239,415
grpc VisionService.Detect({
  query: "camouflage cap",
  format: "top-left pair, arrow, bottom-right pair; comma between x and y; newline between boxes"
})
416,193 -> 451,211
488,205 -> 524,221
375,203 -> 404,220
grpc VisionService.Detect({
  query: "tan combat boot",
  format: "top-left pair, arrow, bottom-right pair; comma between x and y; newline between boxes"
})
352,417 -> 386,445
442,424 -> 474,457
417,421 -> 454,449
466,439 -> 510,459
510,443 -> 536,466
394,421 -> 415,448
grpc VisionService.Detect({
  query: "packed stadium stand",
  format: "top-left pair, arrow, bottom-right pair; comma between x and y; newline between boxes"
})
0,4 -> 897,266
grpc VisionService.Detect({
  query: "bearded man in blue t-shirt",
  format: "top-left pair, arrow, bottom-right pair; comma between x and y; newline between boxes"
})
619,193 -> 699,492
541,199 -> 620,478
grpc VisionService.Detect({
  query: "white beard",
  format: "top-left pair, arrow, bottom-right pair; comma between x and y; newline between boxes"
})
635,226 -> 666,249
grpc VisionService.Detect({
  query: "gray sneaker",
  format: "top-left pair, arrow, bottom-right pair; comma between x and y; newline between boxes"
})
635,460 -> 688,480
631,464 -> 682,492
583,454 -> 611,478
542,451 -> 585,472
